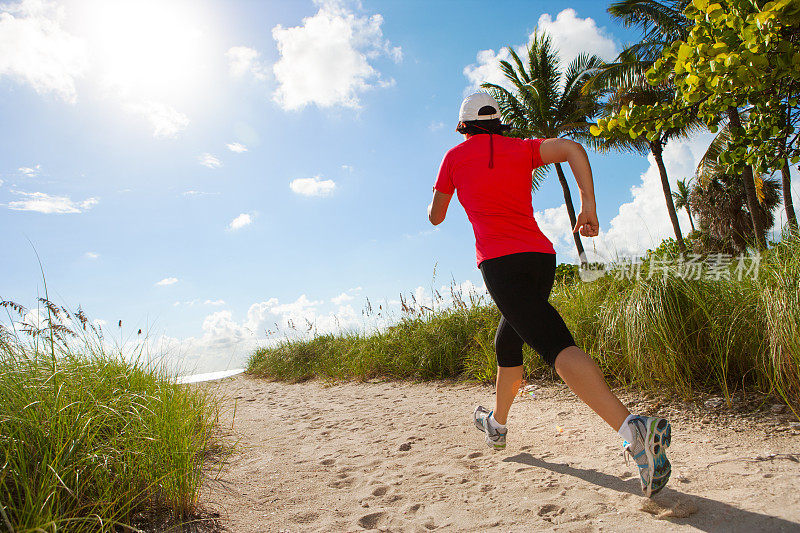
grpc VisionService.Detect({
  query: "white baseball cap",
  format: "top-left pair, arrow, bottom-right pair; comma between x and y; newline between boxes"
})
459,91 -> 501,122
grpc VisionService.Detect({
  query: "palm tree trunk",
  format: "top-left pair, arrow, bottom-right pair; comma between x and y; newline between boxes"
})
686,207 -> 695,232
726,107 -> 766,250
554,162 -> 587,266
781,162 -> 798,236
650,140 -> 686,253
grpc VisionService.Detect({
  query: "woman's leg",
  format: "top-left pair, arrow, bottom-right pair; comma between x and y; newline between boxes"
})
482,252 -> 628,432
493,316 -> 525,425
494,364 -> 523,425
553,346 -> 629,431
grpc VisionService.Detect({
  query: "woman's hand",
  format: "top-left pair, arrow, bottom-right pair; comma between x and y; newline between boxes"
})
573,209 -> 599,237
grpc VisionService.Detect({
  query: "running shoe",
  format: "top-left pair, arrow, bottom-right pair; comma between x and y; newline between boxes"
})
473,405 -> 507,450
623,415 -> 672,497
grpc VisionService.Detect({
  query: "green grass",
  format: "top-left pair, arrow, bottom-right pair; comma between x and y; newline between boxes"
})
0,302 -> 222,532
249,237 -> 800,411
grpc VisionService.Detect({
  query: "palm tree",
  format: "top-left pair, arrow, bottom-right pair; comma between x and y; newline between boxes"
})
481,33 -> 604,266
689,171 -> 781,253
585,0 -> 697,253
696,116 -> 774,248
726,108 -> 768,249
781,161 -> 798,236
672,178 -> 695,231
778,104 -> 799,236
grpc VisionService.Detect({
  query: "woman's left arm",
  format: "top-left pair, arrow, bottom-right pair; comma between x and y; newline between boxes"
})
539,138 -> 599,237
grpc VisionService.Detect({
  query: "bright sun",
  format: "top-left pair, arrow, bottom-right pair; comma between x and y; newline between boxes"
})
75,0 -> 211,102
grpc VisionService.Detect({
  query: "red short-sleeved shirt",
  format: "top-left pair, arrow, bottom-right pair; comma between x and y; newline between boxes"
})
434,135 -> 556,267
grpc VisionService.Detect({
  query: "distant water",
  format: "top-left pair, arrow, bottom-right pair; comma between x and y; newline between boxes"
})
177,368 -> 245,384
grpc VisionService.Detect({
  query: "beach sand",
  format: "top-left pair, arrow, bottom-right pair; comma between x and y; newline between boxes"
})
199,375 -> 800,532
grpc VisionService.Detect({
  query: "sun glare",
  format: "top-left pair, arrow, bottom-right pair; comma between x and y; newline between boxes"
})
76,0 -> 211,102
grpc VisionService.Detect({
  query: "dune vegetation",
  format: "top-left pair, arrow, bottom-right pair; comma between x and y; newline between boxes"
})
248,235 -> 800,412
0,300 -> 222,532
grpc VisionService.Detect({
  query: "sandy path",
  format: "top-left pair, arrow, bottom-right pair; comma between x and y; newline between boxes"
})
199,375 -> 800,532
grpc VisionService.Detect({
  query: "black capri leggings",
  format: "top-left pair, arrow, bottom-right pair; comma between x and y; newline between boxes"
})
479,251 -> 576,368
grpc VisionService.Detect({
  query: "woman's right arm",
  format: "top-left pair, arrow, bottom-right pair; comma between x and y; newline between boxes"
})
539,138 -> 599,237
428,188 -> 452,225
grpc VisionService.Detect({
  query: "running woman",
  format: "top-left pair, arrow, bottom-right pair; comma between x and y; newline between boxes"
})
427,91 -> 672,497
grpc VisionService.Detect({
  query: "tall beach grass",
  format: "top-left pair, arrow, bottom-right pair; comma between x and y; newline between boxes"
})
0,299 -> 222,532
249,237 -> 800,411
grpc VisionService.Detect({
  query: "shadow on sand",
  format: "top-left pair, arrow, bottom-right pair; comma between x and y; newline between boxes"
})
504,453 -> 800,533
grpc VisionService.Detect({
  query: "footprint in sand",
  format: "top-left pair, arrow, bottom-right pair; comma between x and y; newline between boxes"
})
328,476 -> 356,489
289,511 -> 319,524
320,458 -> 335,466
466,452 -> 483,459
406,503 -> 424,514
371,485 -> 389,496
641,496 -> 699,519
357,511 -> 387,529
537,503 -> 565,521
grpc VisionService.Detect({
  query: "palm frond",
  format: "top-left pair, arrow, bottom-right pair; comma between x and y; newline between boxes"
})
532,165 -> 548,193
608,0 -> 691,43
696,122 -> 732,187
506,47 -> 531,85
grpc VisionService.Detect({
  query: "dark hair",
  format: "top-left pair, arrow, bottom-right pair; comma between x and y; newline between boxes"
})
456,118 -> 511,135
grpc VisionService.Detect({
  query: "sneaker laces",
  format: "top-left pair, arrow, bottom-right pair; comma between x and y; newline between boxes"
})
622,439 -> 633,466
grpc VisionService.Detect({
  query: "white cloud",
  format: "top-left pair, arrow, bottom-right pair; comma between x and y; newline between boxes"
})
271,0 -> 401,110
18,164 -> 41,177
85,251 -> 99,259
228,213 -> 252,230
341,164 -> 354,172
428,121 -> 445,132
8,191 -> 98,214
226,46 -> 268,80
126,101 -> 189,139
268,295 -> 324,317
226,142 -> 247,153
156,277 -> 178,286
204,299 -> 225,306
183,190 -> 217,197
463,8 -> 619,91
198,153 -> 221,168
290,176 -> 336,197
331,292 -> 354,305
147,278 -> 487,375
537,9 -> 618,68
242,294 -> 357,337
0,0 -> 88,103
533,204 -> 575,254
464,48 -> 514,92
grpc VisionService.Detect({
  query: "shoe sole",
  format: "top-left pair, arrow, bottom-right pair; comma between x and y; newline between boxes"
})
487,439 -> 506,450
644,418 -> 672,497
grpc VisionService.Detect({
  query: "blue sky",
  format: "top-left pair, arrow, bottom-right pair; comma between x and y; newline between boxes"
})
2,0 -> 797,374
